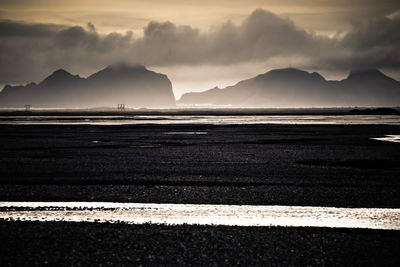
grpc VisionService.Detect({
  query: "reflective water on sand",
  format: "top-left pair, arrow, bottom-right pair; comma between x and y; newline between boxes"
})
0,115 -> 399,125
163,132 -> 208,135
372,135 -> 400,143
1,202 -> 399,230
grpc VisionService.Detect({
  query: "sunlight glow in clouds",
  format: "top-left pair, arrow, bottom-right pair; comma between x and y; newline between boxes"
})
0,1 -> 399,95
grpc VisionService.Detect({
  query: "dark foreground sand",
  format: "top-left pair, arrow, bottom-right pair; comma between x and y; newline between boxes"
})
0,122 -> 400,265
0,123 -> 399,207
1,221 -> 399,266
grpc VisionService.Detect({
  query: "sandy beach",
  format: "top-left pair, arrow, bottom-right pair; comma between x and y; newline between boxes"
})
0,115 -> 400,265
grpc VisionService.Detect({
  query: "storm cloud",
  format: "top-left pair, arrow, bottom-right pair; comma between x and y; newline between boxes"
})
324,16 -> 400,70
0,9 -> 399,86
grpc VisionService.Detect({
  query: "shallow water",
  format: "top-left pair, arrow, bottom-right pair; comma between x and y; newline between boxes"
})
163,131 -> 208,135
0,115 -> 399,125
372,135 -> 400,143
1,202 -> 399,230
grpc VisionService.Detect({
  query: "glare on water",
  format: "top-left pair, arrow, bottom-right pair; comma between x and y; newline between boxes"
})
0,115 -> 399,125
371,135 -> 400,143
0,202 -> 399,230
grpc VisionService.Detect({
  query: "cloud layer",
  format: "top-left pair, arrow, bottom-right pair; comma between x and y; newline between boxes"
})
0,9 -> 399,85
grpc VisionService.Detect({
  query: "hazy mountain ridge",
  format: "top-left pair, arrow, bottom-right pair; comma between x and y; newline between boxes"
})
2,66 -> 400,108
179,68 -> 400,107
0,64 -> 176,108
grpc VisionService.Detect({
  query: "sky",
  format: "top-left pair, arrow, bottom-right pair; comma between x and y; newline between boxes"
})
1,0 -> 400,98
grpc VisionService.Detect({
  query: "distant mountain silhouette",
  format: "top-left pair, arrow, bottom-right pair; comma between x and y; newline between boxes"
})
179,68 -> 400,107
0,64 -> 176,108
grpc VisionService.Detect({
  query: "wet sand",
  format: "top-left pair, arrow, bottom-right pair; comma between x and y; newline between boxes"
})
0,121 -> 400,265
0,123 -> 399,207
1,221 -> 399,266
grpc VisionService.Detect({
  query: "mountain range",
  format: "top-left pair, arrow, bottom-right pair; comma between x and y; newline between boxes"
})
1,66 -> 400,108
0,64 -> 176,108
179,68 -> 400,107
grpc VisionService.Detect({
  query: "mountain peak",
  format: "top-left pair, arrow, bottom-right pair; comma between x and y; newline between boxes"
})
88,63 -> 149,80
52,68 -> 71,75
47,69 -> 75,79
347,69 -> 385,79
280,68 -> 303,72
257,68 -> 325,81
40,68 -> 78,86
266,68 -> 307,75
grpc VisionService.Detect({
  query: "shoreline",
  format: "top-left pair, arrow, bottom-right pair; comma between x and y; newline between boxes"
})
0,107 -> 399,116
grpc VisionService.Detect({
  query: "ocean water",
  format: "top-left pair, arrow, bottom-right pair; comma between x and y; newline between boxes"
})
0,115 -> 399,125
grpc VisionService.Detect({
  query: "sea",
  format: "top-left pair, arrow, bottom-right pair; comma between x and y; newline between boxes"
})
0,115 -> 399,125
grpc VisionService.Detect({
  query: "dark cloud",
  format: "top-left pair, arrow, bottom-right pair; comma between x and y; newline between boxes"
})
0,20 -> 64,37
0,20 -> 134,83
318,16 -> 400,70
130,9 -> 329,65
344,17 -> 400,50
0,9 -> 399,85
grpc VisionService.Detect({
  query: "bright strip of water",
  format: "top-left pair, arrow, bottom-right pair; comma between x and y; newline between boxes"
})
0,202 -> 399,230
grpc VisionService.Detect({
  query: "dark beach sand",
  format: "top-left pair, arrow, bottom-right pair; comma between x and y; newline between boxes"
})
0,123 -> 399,207
0,121 -> 400,265
0,221 -> 399,266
